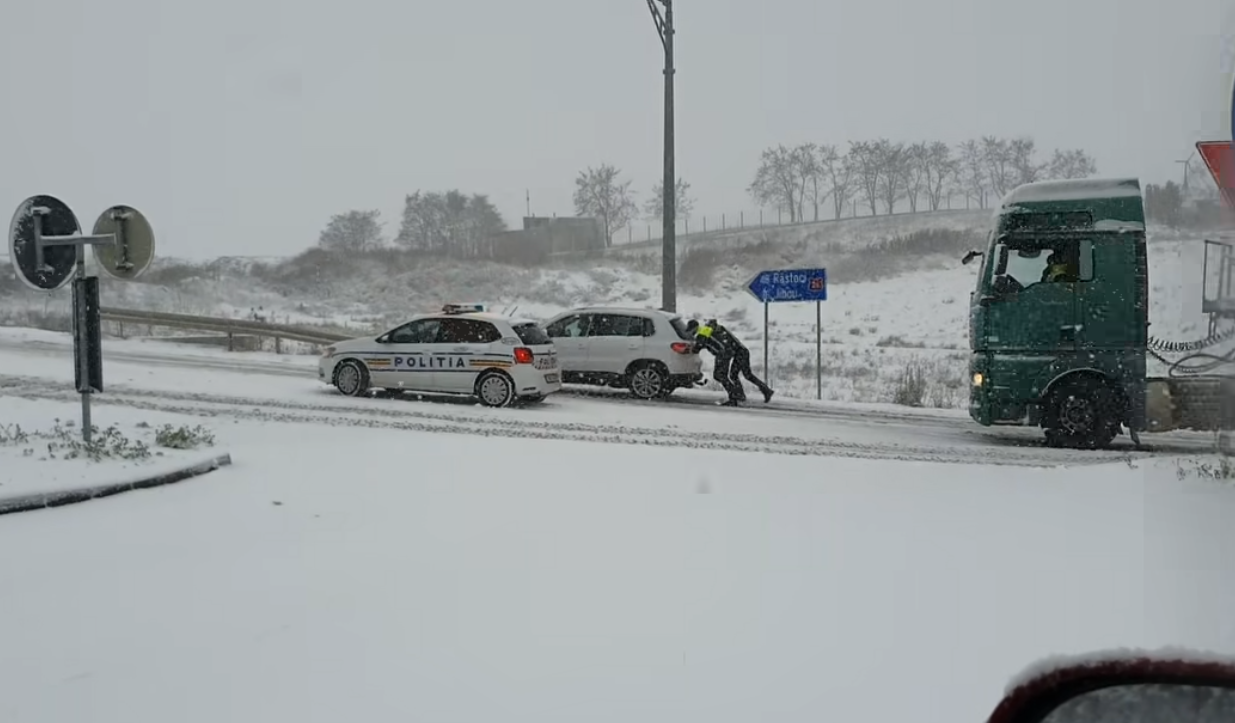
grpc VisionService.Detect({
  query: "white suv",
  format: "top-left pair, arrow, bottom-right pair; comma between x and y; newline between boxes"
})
542,306 -> 704,399
320,305 -> 561,406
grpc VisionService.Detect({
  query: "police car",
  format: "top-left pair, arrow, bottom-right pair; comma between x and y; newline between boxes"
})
319,304 -> 561,407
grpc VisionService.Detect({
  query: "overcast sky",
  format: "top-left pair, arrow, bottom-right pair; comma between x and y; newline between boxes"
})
1,0 -> 1231,260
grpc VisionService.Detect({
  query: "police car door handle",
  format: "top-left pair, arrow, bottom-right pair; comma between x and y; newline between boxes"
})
452,346 -> 468,352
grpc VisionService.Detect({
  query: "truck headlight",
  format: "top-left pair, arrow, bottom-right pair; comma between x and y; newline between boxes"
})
972,372 -> 984,387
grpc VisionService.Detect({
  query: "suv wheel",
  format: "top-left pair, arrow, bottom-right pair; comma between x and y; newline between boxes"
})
628,362 -> 668,400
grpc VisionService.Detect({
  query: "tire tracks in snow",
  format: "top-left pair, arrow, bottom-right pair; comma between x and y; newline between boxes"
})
0,374 -> 1137,467
0,337 -> 961,428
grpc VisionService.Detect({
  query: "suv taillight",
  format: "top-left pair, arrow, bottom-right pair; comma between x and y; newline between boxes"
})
670,342 -> 692,354
513,347 -> 534,364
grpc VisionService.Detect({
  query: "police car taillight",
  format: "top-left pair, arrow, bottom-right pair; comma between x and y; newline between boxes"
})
670,342 -> 692,354
513,347 -> 534,364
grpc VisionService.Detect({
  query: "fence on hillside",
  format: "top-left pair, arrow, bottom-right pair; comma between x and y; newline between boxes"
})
611,198 -> 988,249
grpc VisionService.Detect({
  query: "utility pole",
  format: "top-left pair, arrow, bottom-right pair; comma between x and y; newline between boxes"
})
646,0 -> 676,312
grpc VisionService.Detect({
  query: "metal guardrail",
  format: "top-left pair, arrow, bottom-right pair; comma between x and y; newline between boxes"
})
99,307 -> 354,346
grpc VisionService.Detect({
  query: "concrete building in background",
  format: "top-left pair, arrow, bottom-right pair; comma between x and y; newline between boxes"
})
485,216 -> 605,264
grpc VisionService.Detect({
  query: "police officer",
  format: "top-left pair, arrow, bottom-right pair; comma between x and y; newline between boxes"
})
686,318 -> 774,406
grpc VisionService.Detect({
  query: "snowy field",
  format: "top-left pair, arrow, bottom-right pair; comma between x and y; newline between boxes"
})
1,331 -> 1234,721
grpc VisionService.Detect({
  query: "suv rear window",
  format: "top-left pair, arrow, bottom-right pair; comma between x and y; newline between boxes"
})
512,323 -> 551,345
669,316 -> 694,340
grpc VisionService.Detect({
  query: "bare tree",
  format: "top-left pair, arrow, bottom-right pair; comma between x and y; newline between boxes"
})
644,177 -> 696,221
573,163 -> 637,247
874,139 -> 906,214
957,140 -> 989,209
981,136 -> 1016,198
319,209 -> 384,253
1008,137 -> 1044,186
848,141 -> 882,216
818,144 -> 852,219
749,144 -> 814,222
1044,148 -> 1098,181
800,143 -> 828,222
901,142 -> 929,213
922,141 -> 957,211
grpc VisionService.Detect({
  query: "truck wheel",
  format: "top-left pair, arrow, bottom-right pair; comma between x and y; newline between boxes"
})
1043,378 -> 1119,450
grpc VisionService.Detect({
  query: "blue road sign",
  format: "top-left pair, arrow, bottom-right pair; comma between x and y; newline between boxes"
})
745,267 -> 827,302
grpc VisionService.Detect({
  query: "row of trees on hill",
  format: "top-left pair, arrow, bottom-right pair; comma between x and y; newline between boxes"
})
314,136 -> 1113,256
317,191 -> 507,257
318,168 -> 700,255
748,136 -> 1099,222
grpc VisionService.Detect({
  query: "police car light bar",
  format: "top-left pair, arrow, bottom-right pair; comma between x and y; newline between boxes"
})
442,303 -> 487,314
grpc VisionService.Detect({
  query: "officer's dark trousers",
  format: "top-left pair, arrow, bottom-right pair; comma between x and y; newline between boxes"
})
712,354 -> 745,401
730,346 -> 772,398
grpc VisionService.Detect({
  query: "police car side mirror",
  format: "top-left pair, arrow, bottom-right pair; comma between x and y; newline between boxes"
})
376,334 -> 390,344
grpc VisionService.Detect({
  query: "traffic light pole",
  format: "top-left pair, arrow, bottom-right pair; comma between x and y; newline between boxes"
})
647,0 -> 676,312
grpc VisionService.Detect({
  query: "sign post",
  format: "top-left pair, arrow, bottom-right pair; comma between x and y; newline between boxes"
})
745,267 -> 828,399
8,197 -> 156,443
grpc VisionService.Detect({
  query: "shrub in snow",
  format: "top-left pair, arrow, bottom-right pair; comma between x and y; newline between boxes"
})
154,424 -> 216,450
892,358 -> 928,407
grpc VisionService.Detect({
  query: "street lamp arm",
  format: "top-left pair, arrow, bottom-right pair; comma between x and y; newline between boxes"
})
645,0 -> 669,52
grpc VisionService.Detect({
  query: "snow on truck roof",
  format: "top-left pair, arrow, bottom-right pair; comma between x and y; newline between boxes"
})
1000,177 -> 1142,207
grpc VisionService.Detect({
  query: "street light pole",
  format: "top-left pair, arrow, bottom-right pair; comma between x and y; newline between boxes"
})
647,0 -> 676,312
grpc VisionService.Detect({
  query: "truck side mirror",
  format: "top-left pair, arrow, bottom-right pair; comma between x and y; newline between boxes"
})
962,250 -> 984,265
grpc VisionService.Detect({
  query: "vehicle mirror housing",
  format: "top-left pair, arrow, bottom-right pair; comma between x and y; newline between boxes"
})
962,249 -> 984,265
986,648 -> 1235,723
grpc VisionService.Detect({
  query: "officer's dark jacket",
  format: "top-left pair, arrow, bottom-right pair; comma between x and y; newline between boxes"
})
691,322 -> 742,357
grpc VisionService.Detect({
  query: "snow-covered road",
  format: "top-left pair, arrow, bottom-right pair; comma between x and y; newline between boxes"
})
3,326 -> 1235,723
0,328 -> 1217,466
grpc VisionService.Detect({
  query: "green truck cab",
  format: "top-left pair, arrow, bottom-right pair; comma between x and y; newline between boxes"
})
965,177 -> 1228,449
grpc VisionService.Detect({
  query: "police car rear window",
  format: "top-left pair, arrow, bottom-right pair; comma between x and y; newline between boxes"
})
669,317 -> 693,340
512,323 -> 551,345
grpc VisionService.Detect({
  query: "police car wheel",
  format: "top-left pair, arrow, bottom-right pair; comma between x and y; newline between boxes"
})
334,360 -> 370,397
475,371 -> 515,407
628,363 -> 668,400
